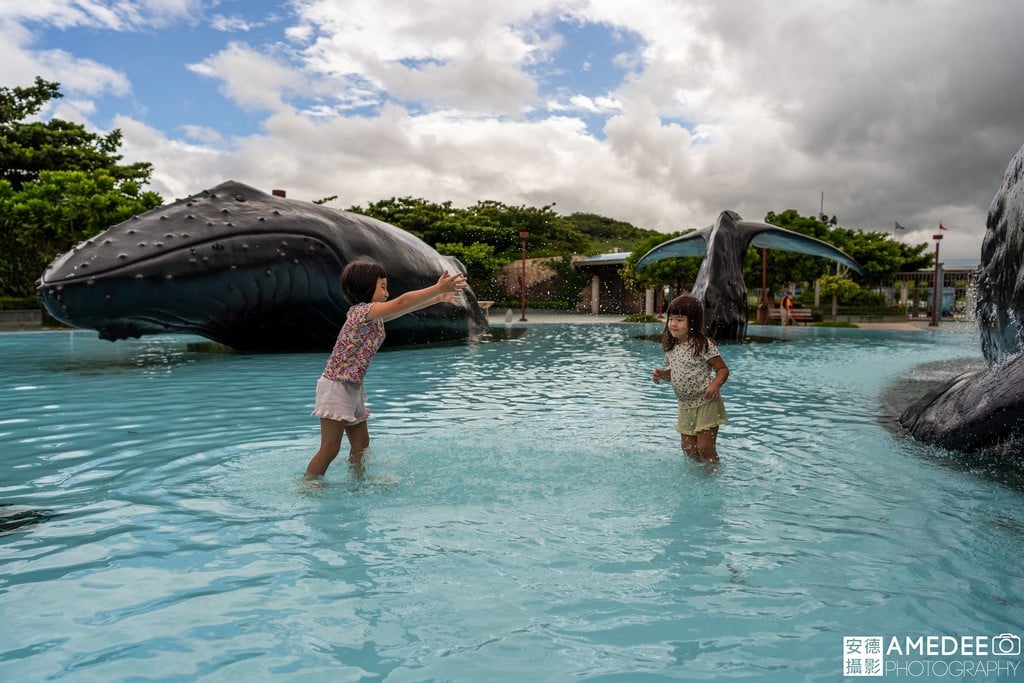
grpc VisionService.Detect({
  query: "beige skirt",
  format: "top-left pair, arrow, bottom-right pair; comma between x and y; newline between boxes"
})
676,397 -> 728,436
311,377 -> 370,425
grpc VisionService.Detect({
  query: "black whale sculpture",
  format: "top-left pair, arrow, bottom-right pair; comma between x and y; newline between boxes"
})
36,181 -> 488,352
899,143 -> 1024,450
635,210 -> 863,340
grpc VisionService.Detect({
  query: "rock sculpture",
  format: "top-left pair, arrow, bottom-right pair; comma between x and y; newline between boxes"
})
900,143 -> 1024,450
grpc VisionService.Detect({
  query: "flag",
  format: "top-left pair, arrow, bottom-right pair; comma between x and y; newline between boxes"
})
939,223 -> 948,231
894,221 -> 906,231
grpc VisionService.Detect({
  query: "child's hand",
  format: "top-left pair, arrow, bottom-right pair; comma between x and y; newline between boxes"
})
436,271 -> 468,293
652,367 -> 670,384
704,383 -> 720,400
438,290 -> 463,305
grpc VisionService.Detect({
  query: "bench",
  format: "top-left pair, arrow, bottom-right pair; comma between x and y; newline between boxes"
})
767,307 -> 813,325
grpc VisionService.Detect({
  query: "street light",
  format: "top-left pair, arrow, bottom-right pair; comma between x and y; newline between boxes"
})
757,248 -> 769,324
519,231 -> 529,322
930,232 -> 943,327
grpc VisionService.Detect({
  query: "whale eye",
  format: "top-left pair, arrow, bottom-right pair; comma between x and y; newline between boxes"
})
233,194 -> 246,202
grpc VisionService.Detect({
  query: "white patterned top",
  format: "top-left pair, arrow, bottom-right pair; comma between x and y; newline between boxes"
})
665,340 -> 722,409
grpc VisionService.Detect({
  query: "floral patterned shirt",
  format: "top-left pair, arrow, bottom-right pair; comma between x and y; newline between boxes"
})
665,339 -> 722,409
322,302 -> 386,383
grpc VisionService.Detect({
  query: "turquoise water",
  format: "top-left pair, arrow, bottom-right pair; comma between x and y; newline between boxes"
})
2,323 -> 1023,682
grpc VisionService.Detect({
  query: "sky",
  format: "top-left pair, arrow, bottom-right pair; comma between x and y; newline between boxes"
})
4,1 -> 1024,263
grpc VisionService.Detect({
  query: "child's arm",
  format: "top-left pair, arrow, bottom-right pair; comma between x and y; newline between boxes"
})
367,271 -> 467,322
652,367 -> 671,384
703,356 -> 729,399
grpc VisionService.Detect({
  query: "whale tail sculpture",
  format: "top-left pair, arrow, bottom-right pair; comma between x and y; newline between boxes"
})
899,143 -> 1024,450
36,181 -> 488,352
635,210 -> 863,340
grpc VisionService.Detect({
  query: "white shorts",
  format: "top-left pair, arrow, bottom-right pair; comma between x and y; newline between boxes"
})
311,377 -> 370,425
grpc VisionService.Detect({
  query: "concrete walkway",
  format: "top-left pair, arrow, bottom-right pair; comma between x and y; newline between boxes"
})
489,308 -> 975,333
0,308 -> 976,334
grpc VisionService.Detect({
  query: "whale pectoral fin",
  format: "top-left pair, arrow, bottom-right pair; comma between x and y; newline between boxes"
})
748,227 -> 864,275
635,231 -> 708,268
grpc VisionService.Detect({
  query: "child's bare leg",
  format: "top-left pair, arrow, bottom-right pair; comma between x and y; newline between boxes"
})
344,421 -> 370,464
680,434 -> 702,461
305,418 -> 345,477
695,427 -> 720,462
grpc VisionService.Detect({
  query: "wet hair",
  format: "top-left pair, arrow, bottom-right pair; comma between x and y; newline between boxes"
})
660,294 -> 711,356
340,260 -> 387,304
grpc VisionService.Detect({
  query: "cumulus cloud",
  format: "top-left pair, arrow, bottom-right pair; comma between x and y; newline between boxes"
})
5,0 -> 1024,261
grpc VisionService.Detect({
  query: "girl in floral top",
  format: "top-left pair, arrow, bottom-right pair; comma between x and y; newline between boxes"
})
652,295 -> 729,462
305,260 -> 467,477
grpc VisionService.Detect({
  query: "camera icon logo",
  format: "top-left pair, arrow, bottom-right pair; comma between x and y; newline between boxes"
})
992,633 -> 1021,656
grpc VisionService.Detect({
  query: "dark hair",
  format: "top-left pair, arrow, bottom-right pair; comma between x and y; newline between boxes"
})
660,294 -> 710,356
340,260 -> 387,304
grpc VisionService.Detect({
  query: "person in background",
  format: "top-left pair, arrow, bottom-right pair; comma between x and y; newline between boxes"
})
780,291 -> 794,326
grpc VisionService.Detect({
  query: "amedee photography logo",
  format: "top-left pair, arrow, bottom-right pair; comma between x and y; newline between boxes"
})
844,634 -> 1022,678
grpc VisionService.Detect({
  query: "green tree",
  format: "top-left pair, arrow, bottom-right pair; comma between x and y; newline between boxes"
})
0,78 -> 163,297
434,241 -> 508,298
817,274 -> 861,321
748,210 -> 932,292
0,77 -> 154,191
622,231 -> 702,293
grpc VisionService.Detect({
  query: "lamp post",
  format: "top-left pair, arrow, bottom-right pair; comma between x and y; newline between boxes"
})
519,231 -> 529,322
930,232 -> 943,327
757,248 -> 769,324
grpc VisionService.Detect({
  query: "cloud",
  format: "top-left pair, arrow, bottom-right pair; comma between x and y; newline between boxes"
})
6,0 -> 1024,262
188,41 -> 309,112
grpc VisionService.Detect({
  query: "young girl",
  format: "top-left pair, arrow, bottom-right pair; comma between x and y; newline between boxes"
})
652,295 -> 729,462
305,260 -> 467,478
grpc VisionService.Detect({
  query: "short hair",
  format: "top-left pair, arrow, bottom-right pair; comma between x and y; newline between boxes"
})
340,260 -> 387,304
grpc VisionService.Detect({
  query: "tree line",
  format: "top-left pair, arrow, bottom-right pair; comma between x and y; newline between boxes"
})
1,78 -> 932,308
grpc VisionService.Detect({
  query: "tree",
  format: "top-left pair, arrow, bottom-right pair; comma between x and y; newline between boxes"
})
622,231 -> 702,294
747,210 -> 933,292
0,77 -> 154,191
0,78 -> 163,298
817,274 -> 861,321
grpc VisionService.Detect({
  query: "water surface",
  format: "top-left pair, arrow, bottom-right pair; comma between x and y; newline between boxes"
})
2,324 -> 1022,681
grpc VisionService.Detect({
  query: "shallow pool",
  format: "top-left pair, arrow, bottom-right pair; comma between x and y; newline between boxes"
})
2,323 -> 1022,681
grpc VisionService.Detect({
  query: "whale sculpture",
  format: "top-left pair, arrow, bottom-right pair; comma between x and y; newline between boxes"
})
635,210 -> 863,340
36,181 -> 488,352
899,143 -> 1024,450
